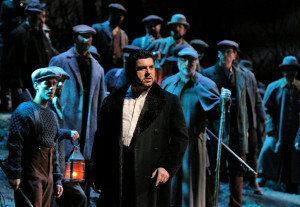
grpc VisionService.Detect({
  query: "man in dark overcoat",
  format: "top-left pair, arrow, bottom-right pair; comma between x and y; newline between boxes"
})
258,56 -> 300,194
202,40 -> 248,207
91,50 -> 189,207
92,3 -> 128,72
161,47 -> 231,207
3,2 -> 58,109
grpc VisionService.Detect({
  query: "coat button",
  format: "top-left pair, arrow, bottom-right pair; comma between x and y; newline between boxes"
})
154,129 -> 158,134
153,147 -> 158,152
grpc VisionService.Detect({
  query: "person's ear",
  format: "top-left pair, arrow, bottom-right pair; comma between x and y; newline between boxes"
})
34,82 -> 38,91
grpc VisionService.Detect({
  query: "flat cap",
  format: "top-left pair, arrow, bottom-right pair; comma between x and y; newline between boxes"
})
216,40 -> 239,50
72,24 -> 96,34
31,68 -> 60,84
178,47 -> 199,59
49,66 -> 70,80
25,1 -> 44,13
189,39 -> 209,48
168,14 -> 190,29
108,3 -> 127,13
279,56 -> 300,71
142,15 -> 163,23
122,45 -> 140,57
166,45 -> 190,62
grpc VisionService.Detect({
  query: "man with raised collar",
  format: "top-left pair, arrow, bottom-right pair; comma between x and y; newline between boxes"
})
91,50 -> 188,207
49,24 -> 106,204
202,40 -> 248,207
258,56 -> 300,194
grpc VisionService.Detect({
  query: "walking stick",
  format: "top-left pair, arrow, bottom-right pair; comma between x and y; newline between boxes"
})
213,98 -> 226,207
206,128 -> 257,175
0,158 -> 34,207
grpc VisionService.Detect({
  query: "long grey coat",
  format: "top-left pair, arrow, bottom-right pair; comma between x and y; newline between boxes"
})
91,83 -> 189,207
49,48 -> 106,160
161,72 -> 220,207
202,62 -> 249,154
258,78 -> 300,184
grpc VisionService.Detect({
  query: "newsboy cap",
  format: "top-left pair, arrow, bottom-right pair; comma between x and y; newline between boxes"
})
142,15 -> 163,23
166,45 -> 190,62
25,1 -> 45,13
189,39 -> 209,48
108,3 -> 127,13
31,68 -> 60,84
167,14 -> 190,29
122,45 -> 140,57
72,25 -> 96,35
279,56 -> 300,71
178,47 -> 199,59
49,66 -> 70,80
216,40 -> 239,50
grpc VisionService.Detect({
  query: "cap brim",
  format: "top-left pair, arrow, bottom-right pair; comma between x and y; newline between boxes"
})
279,64 -> 300,70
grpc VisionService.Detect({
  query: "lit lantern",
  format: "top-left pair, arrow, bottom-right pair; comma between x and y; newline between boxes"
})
65,146 -> 85,182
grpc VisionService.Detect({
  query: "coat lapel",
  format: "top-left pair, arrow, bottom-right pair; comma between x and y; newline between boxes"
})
234,66 -> 246,102
88,57 -> 101,104
66,49 -> 84,91
102,21 -> 112,40
133,83 -> 166,138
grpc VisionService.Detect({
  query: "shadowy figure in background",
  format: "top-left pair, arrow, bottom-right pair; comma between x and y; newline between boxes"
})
258,56 -> 300,194
189,39 -> 209,72
92,3 -> 128,73
132,15 -> 163,49
3,1 -> 58,110
105,45 -> 140,94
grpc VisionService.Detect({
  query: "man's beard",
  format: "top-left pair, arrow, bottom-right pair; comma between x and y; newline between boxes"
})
172,33 -> 183,40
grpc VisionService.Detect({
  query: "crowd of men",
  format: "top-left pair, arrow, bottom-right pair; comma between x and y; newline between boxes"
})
0,1 -> 299,207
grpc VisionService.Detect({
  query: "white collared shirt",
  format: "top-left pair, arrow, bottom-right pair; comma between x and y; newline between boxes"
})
122,86 -> 149,147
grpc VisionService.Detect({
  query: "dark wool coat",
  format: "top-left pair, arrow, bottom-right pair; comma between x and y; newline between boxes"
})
258,78 -> 300,184
92,83 -> 189,207
92,21 -> 128,72
202,62 -> 249,154
3,22 -> 58,92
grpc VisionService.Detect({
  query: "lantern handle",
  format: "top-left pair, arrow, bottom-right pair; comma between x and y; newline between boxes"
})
71,137 -> 80,148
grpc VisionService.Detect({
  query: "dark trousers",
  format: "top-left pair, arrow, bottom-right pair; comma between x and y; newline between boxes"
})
54,182 -> 87,207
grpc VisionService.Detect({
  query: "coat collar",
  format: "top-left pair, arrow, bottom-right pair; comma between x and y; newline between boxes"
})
133,83 -> 166,138
65,47 -> 102,97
